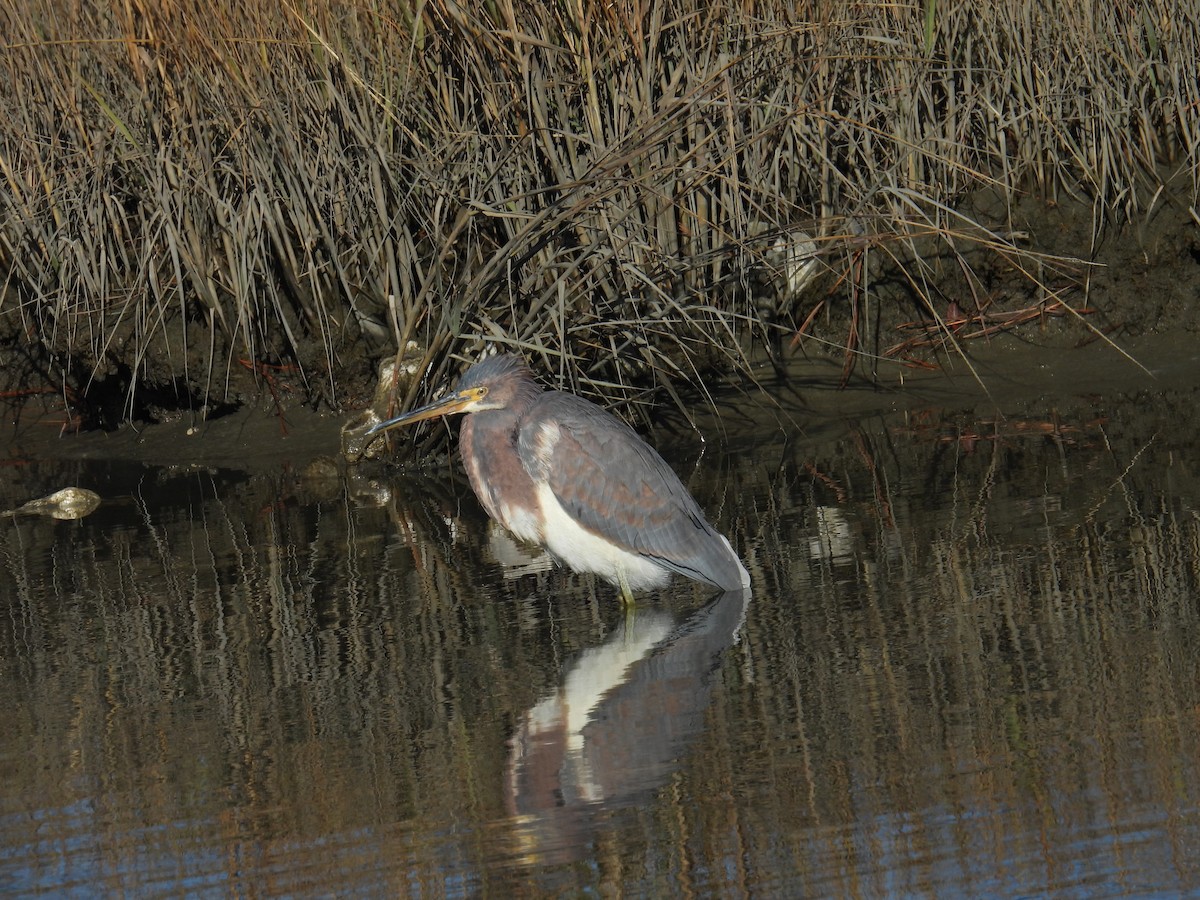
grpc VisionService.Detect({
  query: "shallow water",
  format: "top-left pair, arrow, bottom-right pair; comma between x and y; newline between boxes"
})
4,366 -> 1200,896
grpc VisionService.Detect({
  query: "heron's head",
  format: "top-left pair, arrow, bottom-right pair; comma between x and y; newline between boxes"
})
367,354 -> 539,436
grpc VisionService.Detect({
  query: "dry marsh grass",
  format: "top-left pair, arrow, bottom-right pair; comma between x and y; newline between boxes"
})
1,0 -> 1197,428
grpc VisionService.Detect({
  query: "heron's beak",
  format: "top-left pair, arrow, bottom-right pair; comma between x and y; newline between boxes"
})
366,390 -> 476,435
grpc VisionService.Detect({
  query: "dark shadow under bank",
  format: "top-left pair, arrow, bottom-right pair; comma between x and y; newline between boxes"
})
4,325 -> 1195,479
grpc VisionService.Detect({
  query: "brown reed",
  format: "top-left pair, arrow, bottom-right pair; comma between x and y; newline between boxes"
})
1,0 -> 1196,428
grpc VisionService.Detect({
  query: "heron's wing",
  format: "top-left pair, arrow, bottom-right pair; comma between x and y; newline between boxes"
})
517,392 -> 743,589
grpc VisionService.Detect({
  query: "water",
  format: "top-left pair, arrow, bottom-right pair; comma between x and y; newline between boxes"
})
3,373 -> 1200,897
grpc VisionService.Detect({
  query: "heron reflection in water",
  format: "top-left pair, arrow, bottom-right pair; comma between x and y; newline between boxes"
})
367,354 -> 750,600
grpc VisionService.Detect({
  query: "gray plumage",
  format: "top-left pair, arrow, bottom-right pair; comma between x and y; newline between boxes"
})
375,354 -> 750,596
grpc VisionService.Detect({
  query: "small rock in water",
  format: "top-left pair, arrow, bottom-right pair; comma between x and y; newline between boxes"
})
4,487 -> 102,520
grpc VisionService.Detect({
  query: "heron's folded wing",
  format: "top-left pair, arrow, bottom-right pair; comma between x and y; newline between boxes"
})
518,393 -> 738,588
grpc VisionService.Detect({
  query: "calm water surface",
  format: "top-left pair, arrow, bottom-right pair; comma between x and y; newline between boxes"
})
3,381 -> 1200,897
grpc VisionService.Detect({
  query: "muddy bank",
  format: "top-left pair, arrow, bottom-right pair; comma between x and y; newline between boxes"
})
5,327 -> 1195,480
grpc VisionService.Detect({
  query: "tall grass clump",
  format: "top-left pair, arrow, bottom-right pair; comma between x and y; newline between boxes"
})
1,0 -> 1197,428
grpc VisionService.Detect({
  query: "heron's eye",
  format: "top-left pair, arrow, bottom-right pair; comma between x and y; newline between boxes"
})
477,386 -> 488,399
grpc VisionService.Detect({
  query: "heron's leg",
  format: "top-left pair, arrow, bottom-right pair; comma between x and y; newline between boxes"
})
617,571 -> 635,607
617,573 -> 638,635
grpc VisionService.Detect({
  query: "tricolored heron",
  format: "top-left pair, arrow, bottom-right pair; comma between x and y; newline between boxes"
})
368,354 -> 749,600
